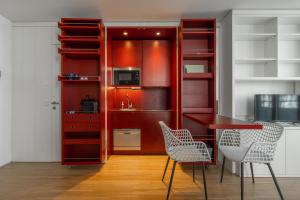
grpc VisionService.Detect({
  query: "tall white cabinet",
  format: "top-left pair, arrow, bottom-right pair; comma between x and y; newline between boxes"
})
220,10 -> 300,177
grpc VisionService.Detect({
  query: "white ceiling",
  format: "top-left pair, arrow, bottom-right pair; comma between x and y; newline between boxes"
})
0,0 -> 300,22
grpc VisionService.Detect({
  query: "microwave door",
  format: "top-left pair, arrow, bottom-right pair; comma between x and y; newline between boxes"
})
118,72 -> 132,85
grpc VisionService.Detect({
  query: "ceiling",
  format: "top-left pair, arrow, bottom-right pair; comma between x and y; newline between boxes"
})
0,0 -> 300,22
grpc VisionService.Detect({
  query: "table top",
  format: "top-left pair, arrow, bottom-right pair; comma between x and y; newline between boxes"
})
184,114 -> 263,130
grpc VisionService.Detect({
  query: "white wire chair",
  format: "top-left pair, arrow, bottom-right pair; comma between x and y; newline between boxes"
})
159,121 -> 211,200
218,121 -> 284,200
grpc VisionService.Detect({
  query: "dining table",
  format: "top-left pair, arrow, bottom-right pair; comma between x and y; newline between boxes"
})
183,113 -> 263,130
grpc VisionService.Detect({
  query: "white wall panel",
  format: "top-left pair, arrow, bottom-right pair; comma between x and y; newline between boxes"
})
0,14 -> 12,167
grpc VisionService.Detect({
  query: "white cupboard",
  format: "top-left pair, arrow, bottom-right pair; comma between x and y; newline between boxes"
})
220,10 -> 300,177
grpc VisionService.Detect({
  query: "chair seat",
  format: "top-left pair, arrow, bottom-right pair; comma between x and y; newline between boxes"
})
219,146 -> 249,162
169,145 -> 210,163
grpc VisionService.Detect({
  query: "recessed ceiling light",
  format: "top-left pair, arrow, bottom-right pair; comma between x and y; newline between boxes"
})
123,31 -> 128,36
156,32 -> 161,36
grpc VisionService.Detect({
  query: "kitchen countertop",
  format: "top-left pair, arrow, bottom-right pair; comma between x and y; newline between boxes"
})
109,109 -> 175,112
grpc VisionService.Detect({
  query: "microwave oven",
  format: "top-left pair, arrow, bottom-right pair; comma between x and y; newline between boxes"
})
113,68 -> 140,86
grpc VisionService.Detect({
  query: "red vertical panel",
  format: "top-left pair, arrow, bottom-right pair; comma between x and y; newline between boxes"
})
100,22 -> 106,162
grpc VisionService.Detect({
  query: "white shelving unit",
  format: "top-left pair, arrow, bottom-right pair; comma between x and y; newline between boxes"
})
220,10 -> 300,177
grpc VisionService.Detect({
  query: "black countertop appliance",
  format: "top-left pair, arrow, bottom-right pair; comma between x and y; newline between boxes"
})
254,94 -> 274,122
80,96 -> 98,113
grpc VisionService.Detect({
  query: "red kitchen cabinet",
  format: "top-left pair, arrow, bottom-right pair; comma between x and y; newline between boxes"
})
142,40 -> 171,87
112,40 -> 142,67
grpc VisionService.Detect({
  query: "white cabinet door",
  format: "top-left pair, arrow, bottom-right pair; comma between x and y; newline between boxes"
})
12,25 -> 60,161
286,129 -> 300,176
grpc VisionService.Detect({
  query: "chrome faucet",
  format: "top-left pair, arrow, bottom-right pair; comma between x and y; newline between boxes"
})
126,93 -> 133,109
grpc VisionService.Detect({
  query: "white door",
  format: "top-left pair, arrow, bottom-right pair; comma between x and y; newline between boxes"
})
12,24 -> 61,162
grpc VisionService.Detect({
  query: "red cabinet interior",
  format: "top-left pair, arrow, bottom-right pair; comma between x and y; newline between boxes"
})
58,18 -> 105,165
107,27 -> 177,155
179,19 -> 217,164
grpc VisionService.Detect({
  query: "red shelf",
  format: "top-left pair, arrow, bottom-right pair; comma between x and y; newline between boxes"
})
61,18 -> 102,23
58,75 -> 101,82
183,53 -> 215,60
182,107 -> 214,114
63,159 -> 101,165
183,73 -> 213,80
64,139 -> 101,145
58,22 -> 99,30
58,48 -> 100,57
58,35 -> 100,44
184,114 -> 263,130
183,29 -> 215,39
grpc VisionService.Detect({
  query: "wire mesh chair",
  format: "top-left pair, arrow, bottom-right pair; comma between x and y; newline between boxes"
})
218,121 -> 284,200
159,121 -> 211,200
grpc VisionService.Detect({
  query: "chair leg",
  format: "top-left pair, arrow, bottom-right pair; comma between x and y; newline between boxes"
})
267,163 -> 284,200
250,162 -> 255,184
166,161 -> 177,200
162,156 -> 170,181
220,156 -> 226,183
241,162 -> 244,200
193,162 -> 195,182
202,163 -> 208,200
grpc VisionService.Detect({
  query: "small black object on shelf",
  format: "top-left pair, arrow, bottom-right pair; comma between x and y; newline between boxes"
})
80,95 -> 98,113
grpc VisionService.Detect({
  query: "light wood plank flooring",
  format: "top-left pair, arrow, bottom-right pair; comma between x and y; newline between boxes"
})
0,156 -> 299,200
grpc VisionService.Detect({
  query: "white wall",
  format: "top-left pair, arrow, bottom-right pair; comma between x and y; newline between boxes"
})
11,23 -> 61,162
0,14 -> 12,166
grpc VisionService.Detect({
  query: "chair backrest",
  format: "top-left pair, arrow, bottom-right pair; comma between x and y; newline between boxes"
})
241,122 -> 284,146
158,121 -> 182,155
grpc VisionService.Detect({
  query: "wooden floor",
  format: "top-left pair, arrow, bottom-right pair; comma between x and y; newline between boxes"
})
0,156 -> 299,200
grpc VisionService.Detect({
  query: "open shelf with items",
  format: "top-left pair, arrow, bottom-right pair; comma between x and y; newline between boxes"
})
58,75 -> 101,82
58,18 -> 105,165
179,19 -> 216,164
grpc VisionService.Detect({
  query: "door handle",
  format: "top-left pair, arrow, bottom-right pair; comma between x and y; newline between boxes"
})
51,101 -> 60,105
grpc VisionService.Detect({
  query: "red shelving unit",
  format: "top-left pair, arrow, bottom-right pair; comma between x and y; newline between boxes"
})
58,18 -> 105,165
179,19 -> 217,164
